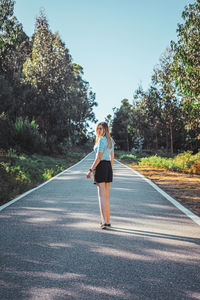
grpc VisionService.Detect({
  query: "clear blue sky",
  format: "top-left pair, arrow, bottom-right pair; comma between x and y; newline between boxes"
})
14,0 -> 192,131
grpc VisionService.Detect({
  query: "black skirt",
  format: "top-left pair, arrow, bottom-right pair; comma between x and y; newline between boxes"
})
93,160 -> 113,184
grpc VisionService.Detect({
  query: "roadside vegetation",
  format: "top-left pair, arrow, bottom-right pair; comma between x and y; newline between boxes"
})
116,150 -> 200,217
1,0 -> 199,211
0,1 -> 95,207
109,1 -> 199,157
0,146 -> 91,206
110,0 -> 200,217
115,151 -> 200,175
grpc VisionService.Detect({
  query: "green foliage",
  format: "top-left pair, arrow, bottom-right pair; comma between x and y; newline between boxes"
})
111,3 -> 200,153
171,0 -> 200,131
138,151 -> 200,174
42,168 -> 54,180
112,80 -> 189,153
119,154 -> 138,163
12,117 -> 46,154
131,136 -> 144,154
0,112 -> 13,149
0,0 -> 23,63
0,0 -> 31,125
0,4 -> 97,154
112,99 -> 133,151
22,11 -> 97,147
0,162 -> 16,203
0,150 -> 85,205
114,150 -> 127,158
22,11 -> 72,142
117,149 -> 200,174
68,64 -> 97,144
152,48 -> 180,154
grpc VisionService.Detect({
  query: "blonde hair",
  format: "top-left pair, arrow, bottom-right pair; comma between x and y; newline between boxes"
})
94,122 -> 113,149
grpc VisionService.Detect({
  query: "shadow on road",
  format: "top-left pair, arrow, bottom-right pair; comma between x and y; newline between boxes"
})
108,227 -> 200,245
0,156 -> 200,300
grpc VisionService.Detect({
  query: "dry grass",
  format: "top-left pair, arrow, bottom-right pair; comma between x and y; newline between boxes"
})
127,163 -> 200,217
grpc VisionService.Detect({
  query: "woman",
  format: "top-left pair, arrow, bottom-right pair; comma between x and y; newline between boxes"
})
86,122 -> 114,229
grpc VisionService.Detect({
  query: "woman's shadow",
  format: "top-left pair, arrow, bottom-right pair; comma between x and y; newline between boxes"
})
107,226 -> 200,245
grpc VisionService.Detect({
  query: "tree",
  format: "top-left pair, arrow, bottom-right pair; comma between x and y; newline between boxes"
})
23,10 -> 73,144
0,4 -> 97,153
0,0 -> 24,72
0,0 -> 31,121
152,48 -> 181,153
112,99 -> 133,151
105,114 -> 112,129
67,63 -> 97,144
171,0 -> 200,134
133,86 -> 162,151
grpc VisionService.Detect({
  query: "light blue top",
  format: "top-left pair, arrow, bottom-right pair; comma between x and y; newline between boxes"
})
94,136 -> 114,161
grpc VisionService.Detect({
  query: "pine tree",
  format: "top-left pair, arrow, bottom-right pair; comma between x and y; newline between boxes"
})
23,10 -> 73,143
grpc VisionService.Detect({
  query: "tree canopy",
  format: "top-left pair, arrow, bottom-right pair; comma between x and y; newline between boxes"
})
112,0 -> 200,153
0,2 -> 97,153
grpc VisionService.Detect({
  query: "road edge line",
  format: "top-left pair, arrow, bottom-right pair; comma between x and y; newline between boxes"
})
115,159 -> 200,226
0,151 -> 93,212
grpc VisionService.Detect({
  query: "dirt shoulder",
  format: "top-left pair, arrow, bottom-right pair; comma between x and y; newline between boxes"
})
122,161 -> 200,218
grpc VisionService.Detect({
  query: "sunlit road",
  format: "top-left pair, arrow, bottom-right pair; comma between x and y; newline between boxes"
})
0,152 -> 200,300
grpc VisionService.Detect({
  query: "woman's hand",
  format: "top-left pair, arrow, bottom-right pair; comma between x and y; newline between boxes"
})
86,170 -> 92,179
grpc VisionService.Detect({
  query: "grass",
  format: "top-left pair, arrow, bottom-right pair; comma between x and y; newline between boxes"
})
116,150 -> 200,174
0,147 -> 90,206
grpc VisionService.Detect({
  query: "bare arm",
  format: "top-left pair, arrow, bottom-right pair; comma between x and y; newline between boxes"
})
91,152 -> 103,170
110,152 -> 114,168
86,152 -> 103,178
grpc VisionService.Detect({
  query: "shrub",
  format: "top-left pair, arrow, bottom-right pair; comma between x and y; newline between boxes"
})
119,154 -> 138,163
190,160 -> 200,174
12,117 -> 47,154
0,113 -> 13,150
139,151 -> 200,174
43,168 -> 54,180
131,136 -> 144,154
115,150 -> 129,158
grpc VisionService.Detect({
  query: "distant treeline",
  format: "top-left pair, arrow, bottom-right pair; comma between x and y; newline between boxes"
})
0,0 -> 97,154
110,0 -> 200,154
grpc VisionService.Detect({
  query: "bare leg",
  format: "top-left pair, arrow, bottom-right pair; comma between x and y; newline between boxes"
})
96,183 -> 106,223
105,183 -> 110,224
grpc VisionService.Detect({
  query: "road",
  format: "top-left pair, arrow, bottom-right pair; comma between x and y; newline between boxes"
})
0,152 -> 200,300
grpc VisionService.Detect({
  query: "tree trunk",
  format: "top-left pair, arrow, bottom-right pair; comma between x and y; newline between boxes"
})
127,135 -> 129,152
155,135 -> 158,150
169,117 -> 173,154
126,125 -> 129,151
68,117 -> 72,144
166,124 -> 169,153
155,126 -> 158,150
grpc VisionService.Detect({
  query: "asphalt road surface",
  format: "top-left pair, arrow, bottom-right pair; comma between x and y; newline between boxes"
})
0,152 -> 200,300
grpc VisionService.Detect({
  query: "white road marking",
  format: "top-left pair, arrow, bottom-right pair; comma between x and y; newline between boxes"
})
2,153 -> 199,227
0,152 -> 92,212
115,159 -> 200,226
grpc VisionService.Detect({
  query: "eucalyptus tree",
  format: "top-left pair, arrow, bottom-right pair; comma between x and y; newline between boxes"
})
0,0 -> 33,155
112,99 -> 133,151
67,63 -> 97,145
0,0 -> 23,73
152,48 -> 181,153
171,0 -> 200,135
0,0 -> 31,120
132,85 -> 163,151
105,114 -> 112,129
